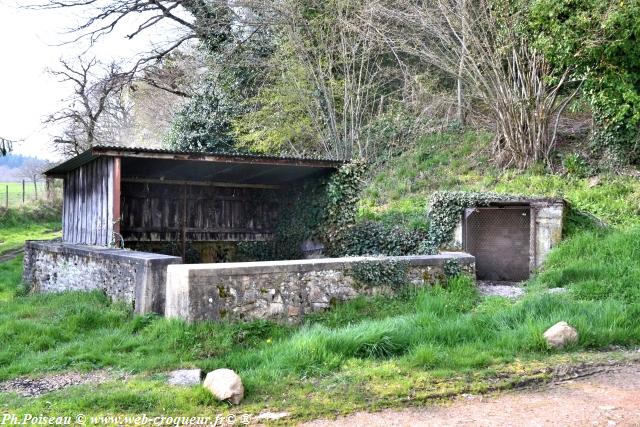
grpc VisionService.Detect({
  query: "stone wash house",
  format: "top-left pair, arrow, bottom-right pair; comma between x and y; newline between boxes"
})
23,146 -> 562,323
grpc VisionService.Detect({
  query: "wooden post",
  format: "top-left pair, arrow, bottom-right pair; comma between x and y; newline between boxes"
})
112,157 -> 122,240
33,179 -> 38,200
181,183 -> 187,261
22,180 -> 25,204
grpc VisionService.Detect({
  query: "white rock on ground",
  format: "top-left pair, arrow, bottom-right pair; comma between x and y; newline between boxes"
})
203,369 -> 244,404
167,369 -> 202,386
255,412 -> 291,421
543,321 -> 579,348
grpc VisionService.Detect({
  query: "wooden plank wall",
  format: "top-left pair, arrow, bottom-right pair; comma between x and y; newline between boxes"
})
120,182 -> 279,242
62,157 -> 114,245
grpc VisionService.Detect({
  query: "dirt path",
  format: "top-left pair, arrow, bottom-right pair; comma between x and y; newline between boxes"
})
302,363 -> 640,427
0,248 -> 23,263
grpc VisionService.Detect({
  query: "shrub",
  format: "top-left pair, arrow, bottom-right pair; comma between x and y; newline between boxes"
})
350,258 -> 409,288
329,220 -> 427,257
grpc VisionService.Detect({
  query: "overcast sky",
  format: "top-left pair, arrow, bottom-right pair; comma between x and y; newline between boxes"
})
0,0 -> 184,160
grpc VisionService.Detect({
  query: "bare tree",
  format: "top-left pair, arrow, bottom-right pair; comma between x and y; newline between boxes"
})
28,1 -> 272,78
46,58 -> 130,156
0,137 -> 16,156
273,0 -> 401,160
20,158 -> 49,200
375,0 -> 580,168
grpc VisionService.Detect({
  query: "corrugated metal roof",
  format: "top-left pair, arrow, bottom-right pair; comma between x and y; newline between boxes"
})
45,145 -> 347,177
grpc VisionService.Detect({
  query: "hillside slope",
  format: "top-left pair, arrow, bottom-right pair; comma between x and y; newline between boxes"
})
359,131 -> 640,233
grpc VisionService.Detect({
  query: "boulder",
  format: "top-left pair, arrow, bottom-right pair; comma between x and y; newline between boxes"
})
203,369 -> 244,404
543,321 -> 578,348
167,369 -> 202,386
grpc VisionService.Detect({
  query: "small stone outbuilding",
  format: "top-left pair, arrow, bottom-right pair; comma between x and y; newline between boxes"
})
455,198 -> 565,281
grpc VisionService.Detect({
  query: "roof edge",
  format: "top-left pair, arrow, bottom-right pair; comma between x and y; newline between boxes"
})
45,146 -> 348,177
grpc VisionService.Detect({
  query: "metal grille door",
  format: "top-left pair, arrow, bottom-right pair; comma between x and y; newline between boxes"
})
464,207 -> 531,281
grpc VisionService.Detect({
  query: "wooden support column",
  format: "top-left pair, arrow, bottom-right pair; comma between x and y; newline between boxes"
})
112,157 -> 122,239
181,183 -> 187,261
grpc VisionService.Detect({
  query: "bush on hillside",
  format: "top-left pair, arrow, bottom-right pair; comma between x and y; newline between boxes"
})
328,220 -> 427,257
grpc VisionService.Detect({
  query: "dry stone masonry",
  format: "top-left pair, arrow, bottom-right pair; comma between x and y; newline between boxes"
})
23,241 -> 181,314
165,253 -> 475,323
24,241 -> 474,323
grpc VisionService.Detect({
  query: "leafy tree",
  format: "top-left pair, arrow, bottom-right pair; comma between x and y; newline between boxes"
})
165,76 -> 239,152
530,0 -> 640,163
165,3 -> 275,152
231,43 -> 321,155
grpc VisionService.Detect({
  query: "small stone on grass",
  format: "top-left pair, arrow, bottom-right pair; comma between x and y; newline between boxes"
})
544,321 -> 579,349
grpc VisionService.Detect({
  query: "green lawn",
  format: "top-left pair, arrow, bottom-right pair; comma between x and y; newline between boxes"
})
0,204 -> 61,255
0,182 -> 53,209
0,227 -> 639,421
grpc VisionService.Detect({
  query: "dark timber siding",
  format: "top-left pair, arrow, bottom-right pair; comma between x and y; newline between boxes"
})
120,181 -> 280,242
62,157 -> 114,245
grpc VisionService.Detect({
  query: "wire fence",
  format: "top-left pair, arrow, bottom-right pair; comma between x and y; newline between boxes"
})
0,180 -> 62,209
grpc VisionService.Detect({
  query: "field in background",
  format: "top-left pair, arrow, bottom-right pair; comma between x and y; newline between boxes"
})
0,204 -> 62,255
0,181 -> 62,209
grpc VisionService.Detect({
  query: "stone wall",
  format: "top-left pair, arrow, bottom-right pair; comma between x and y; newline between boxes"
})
530,200 -> 564,268
23,241 -> 181,314
165,253 -> 475,323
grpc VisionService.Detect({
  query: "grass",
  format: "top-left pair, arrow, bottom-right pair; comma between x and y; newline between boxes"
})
532,228 -> 640,303
0,204 -> 61,255
360,131 -> 640,231
0,182 -> 52,209
1,225 -> 640,420
1,131 -> 640,422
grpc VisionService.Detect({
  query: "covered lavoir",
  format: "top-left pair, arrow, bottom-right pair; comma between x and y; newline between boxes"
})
44,146 -> 344,262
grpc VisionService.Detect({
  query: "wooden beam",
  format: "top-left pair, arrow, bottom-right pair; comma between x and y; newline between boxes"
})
113,157 -> 122,238
121,177 -> 282,190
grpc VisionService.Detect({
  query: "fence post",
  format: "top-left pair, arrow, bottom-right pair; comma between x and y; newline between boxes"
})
22,180 -> 25,204
33,179 -> 38,200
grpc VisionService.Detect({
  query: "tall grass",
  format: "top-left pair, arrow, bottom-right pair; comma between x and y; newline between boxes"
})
206,275 -> 639,393
532,227 -> 640,303
2,228 -> 639,389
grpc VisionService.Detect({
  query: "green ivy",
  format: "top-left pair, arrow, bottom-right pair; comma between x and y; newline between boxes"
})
323,160 -> 368,245
236,160 -> 367,261
443,259 -> 462,278
421,191 -> 513,254
329,220 -> 427,257
350,258 -> 409,289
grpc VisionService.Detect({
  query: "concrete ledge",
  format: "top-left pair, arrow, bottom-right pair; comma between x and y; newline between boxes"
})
24,240 -> 180,262
24,240 -> 182,314
166,253 -> 475,323
167,252 -> 474,277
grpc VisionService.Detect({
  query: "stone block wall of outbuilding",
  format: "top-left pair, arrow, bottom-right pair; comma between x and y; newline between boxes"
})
23,241 -> 181,314
165,253 -> 475,323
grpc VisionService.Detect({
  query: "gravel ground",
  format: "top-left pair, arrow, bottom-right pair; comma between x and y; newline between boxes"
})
0,371 -> 114,397
301,363 -> 640,427
477,280 -> 525,299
